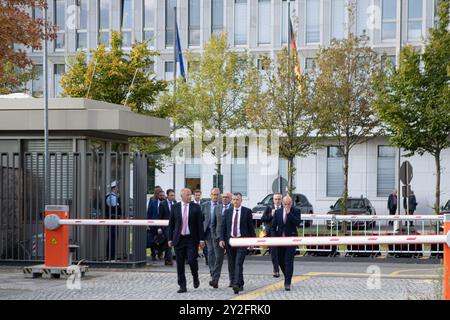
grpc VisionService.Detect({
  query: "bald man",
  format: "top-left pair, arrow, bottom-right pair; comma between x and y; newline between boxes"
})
270,195 -> 301,291
169,188 -> 205,293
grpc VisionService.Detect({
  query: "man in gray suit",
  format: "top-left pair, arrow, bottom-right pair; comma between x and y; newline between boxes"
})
209,191 -> 232,288
202,188 -> 221,281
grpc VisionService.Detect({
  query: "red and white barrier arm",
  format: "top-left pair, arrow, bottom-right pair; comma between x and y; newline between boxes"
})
229,233 -> 450,248
252,213 -> 444,221
44,215 -> 168,230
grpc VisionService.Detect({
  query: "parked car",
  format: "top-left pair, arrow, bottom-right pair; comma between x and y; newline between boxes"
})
251,193 -> 314,227
327,197 -> 377,230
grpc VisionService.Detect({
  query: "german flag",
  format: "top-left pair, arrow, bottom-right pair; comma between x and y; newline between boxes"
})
288,16 -> 302,86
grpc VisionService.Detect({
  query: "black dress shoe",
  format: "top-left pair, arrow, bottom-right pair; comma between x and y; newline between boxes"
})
209,280 -> 218,289
239,285 -> 244,292
193,277 -> 200,288
285,285 -> 291,291
177,287 -> 187,293
229,282 -> 233,288
232,286 -> 240,294
273,272 -> 280,278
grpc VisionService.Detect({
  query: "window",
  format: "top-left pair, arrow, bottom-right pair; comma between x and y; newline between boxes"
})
377,146 -> 395,197
408,0 -> 423,41
165,0 -> 177,47
281,0 -> 296,43
189,0 -> 201,46
382,0 -> 396,40
434,0 -> 442,26
234,0 -> 247,45
212,0 -> 224,35
32,7 -> 43,52
76,0 -> 88,50
54,0 -> 65,50
231,147 -> 248,196
185,161 -> 201,191
356,0 -> 370,37
53,64 -> 65,97
305,58 -> 315,72
331,0 -> 346,40
143,0 -> 155,45
32,65 -> 43,98
258,0 -> 271,45
306,0 -> 320,44
279,158 -> 296,189
165,61 -> 174,80
121,0 -> 133,47
327,146 -> 344,197
99,0 -> 111,46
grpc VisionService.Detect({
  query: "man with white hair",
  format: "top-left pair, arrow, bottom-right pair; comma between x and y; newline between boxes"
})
169,188 -> 205,293
270,195 -> 301,291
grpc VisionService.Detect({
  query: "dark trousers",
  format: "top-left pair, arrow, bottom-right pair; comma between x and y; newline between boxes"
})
270,247 -> 279,273
277,246 -> 296,285
174,235 -> 199,288
227,245 -> 247,287
389,206 -> 397,225
107,226 -> 117,260
162,228 -> 173,262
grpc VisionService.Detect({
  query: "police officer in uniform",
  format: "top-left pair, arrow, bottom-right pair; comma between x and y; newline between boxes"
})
106,180 -> 121,260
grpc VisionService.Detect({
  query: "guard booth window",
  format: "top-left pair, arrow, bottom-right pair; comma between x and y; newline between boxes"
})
377,145 -> 395,197
327,146 -> 344,197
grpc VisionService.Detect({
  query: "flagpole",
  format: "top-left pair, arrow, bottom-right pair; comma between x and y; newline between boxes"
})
43,1 -> 49,206
172,5 -> 177,191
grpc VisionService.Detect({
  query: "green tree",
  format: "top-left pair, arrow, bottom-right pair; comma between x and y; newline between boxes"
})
60,31 -> 169,169
245,49 -> 315,195
373,0 -> 450,213
313,35 -> 382,215
160,33 -> 256,185
0,62 -> 36,95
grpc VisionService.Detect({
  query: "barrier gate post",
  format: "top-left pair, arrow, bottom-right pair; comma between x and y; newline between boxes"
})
444,214 -> 450,300
44,205 -> 69,267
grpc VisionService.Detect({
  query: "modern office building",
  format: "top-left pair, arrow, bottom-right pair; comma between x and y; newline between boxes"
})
23,0 -> 449,213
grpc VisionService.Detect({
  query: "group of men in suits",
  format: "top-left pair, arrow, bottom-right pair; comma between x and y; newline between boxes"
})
166,188 -> 301,294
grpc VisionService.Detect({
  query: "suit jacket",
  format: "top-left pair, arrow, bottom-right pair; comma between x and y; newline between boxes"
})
159,199 -> 176,220
270,207 -> 301,237
261,205 -> 283,234
403,195 -> 418,211
220,206 -> 256,245
387,194 -> 397,210
169,201 -> 205,248
147,199 -> 162,234
202,201 -> 220,233
211,203 -> 226,240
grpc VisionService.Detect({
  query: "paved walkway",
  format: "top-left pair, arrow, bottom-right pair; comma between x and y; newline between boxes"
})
0,260 -> 442,300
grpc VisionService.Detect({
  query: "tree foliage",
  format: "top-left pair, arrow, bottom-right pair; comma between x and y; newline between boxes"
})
373,0 -> 450,213
0,0 -> 56,91
313,35 -> 382,214
60,31 -> 169,169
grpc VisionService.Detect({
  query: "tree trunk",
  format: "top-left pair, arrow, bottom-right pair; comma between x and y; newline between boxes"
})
342,149 -> 349,216
434,150 -> 441,214
287,157 -> 294,196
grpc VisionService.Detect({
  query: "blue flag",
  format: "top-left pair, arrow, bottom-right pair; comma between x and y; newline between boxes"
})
176,24 -> 186,81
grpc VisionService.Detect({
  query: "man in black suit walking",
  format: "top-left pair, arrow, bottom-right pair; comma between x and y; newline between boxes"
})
220,192 -> 256,294
168,188 -> 205,293
271,195 -> 301,291
261,193 -> 283,277
159,188 -> 176,266
387,189 -> 397,226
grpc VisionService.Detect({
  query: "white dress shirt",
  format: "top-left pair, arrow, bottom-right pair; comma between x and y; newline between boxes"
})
230,206 -> 242,238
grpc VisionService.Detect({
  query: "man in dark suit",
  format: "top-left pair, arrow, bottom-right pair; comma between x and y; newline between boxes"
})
387,189 -> 397,226
168,188 -> 205,293
220,192 -> 256,294
209,191 -> 232,288
159,188 -> 176,266
271,195 -> 301,291
147,189 -> 165,261
261,193 -> 283,278
202,188 -> 221,281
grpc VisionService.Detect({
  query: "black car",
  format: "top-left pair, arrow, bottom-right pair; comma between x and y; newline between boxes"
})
327,197 -> 377,230
252,193 -> 314,227
442,200 -> 450,214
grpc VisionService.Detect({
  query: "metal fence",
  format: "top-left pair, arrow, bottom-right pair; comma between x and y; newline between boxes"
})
253,214 -> 444,258
0,152 -> 149,267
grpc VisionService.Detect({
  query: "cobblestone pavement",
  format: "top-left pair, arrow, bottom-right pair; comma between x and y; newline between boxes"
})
0,260 -> 442,300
